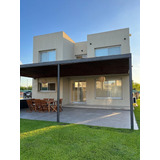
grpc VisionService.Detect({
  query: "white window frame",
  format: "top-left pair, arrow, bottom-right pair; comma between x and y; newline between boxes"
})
38,82 -> 56,92
95,45 -> 121,57
39,49 -> 56,62
95,77 -> 123,100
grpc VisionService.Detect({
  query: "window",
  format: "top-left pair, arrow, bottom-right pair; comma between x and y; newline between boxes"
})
75,54 -> 87,59
96,77 -> 122,99
40,50 -> 56,62
95,46 -> 121,57
38,82 -> 55,91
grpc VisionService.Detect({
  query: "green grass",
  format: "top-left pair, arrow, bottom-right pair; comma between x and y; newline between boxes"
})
21,101 -> 140,160
134,99 -> 140,128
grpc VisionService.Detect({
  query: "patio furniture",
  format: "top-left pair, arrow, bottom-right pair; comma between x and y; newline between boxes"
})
34,99 -> 42,112
26,99 -> 34,112
40,100 -> 48,112
51,99 -> 63,112
47,99 -> 55,112
31,99 -> 37,110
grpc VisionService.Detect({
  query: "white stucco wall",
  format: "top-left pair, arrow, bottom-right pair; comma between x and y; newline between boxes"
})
74,41 -> 87,56
87,28 -> 130,58
33,32 -> 64,63
63,38 -> 74,60
32,77 -> 63,100
62,75 -> 130,109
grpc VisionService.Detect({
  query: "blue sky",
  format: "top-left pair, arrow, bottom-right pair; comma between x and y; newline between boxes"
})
20,0 -> 140,86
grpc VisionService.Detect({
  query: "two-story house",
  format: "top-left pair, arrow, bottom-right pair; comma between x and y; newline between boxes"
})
21,28 -> 134,128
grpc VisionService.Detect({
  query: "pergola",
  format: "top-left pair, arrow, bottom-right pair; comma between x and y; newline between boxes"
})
20,53 -> 134,129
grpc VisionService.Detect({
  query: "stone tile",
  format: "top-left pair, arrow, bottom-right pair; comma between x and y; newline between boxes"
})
20,107 -> 138,130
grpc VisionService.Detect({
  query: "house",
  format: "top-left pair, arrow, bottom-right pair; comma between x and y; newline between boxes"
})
20,28 -> 134,129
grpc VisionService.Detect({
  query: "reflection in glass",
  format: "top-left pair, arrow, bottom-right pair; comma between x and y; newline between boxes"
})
71,81 -> 86,103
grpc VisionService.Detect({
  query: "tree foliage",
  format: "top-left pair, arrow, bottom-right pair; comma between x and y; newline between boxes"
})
20,86 -> 32,90
132,81 -> 140,91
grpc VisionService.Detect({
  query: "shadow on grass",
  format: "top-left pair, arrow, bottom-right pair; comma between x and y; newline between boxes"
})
21,118 -> 137,139
20,119 -> 68,133
21,122 -> 76,139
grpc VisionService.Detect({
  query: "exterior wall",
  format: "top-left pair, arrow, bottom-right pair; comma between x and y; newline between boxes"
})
33,31 -> 75,63
85,75 -> 130,109
33,28 -> 130,62
62,75 -> 130,109
74,41 -> 87,56
63,77 -> 70,104
32,75 -> 129,109
63,38 -> 74,60
33,32 -> 64,63
87,28 -> 130,58
32,77 -> 63,100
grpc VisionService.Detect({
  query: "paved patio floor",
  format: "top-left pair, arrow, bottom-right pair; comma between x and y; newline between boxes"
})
20,107 -> 138,130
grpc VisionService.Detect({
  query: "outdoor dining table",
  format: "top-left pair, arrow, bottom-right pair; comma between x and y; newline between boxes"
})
45,99 -> 57,112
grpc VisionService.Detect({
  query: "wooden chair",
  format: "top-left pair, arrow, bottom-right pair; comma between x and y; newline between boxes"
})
26,99 -> 34,112
31,99 -> 36,110
47,99 -> 54,112
51,99 -> 63,112
34,99 -> 41,112
59,99 -> 63,111
40,100 -> 48,112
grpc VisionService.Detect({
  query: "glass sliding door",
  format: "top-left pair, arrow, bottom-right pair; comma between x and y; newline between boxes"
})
71,80 -> 86,103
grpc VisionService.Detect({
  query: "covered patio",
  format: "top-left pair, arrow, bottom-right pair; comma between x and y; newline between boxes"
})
20,53 -> 135,129
20,107 -> 138,130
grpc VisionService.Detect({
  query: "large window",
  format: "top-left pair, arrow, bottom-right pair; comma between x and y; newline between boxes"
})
40,50 -> 56,62
95,46 -> 121,57
38,82 -> 55,91
96,77 -> 122,99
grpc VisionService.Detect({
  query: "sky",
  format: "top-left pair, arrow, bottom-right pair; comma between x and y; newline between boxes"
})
20,0 -> 140,86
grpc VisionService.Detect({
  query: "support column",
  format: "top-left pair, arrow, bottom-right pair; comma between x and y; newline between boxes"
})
57,64 -> 60,122
129,56 -> 134,130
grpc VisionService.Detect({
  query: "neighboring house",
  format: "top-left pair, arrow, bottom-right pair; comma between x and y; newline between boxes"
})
21,28 -> 132,110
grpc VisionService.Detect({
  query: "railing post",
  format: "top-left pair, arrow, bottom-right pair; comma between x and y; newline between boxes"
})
129,56 -> 134,130
57,64 -> 60,122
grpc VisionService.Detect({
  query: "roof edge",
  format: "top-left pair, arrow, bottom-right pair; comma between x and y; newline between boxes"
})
20,53 -> 131,68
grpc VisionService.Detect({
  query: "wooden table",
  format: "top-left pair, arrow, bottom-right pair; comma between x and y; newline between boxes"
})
46,100 -> 57,112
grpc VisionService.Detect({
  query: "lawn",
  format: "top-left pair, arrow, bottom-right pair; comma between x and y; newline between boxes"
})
134,99 -> 140,128
20,103 -> 140,160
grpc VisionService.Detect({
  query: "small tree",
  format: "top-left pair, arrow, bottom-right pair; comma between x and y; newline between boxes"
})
132,81 -> 140,91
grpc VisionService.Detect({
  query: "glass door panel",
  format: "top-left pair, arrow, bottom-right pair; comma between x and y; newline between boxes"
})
71,80 -> 86,103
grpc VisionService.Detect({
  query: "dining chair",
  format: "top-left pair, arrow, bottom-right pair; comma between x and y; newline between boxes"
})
34,99 -> 41,112
26,99 -> 34,112
40,100 -> 48,112
51,99 -> 63,112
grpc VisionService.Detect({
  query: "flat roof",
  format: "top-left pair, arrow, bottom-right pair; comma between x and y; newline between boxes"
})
20,53 -> 131,78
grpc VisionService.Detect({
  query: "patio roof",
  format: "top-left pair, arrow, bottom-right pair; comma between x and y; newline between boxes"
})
20,53 -> 131,78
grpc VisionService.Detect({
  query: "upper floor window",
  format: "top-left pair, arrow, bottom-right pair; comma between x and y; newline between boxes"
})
95,46 -> 121,57
75,54 -> 87,59
40,50 -> 56,62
